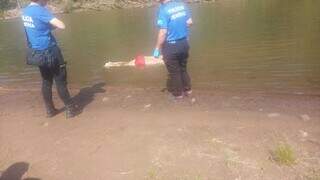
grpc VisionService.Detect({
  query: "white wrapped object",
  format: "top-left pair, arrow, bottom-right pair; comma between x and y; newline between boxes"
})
104,61 -> 134,68
142,56 -> 164,65
104,56 -> 164,68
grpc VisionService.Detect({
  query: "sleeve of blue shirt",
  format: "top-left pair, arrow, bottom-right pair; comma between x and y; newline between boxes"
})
156,7 -> 169,29
38,8 -> 55,23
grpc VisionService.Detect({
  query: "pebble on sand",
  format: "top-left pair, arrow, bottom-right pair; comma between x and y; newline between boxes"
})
268,113 -> 280,118
144,104 -> 152,109
232,96 -> 241,100
299,130 -> 308,138
191,98 -> 196,104
300,114 -> 311,122
102,97 -> 109,102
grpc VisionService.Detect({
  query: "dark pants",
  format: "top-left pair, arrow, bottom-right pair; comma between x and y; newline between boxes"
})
38,46 -> 72,110
162,39 -> 191,97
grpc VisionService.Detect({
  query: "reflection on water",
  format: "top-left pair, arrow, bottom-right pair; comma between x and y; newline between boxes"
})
0,0 -> 319,95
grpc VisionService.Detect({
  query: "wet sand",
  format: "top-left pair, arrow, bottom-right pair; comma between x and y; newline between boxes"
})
0,83 -> 319,180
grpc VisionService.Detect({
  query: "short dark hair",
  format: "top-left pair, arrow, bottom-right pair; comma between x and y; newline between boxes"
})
30,0 -> 39,2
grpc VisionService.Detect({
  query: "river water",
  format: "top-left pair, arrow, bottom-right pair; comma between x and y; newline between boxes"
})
0,0 -> 319,95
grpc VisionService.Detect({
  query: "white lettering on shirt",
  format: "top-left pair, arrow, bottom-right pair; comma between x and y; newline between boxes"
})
167,6 -> 185,14
167,5 -> 187,20
171,11 -> 187,20
22,15 -> 35,28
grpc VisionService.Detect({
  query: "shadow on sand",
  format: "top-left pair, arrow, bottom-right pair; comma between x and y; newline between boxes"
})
72,82 -> 106,116
0,162 -> 40,180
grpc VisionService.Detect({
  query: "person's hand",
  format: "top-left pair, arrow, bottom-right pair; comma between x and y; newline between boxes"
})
153,48 -> 160,58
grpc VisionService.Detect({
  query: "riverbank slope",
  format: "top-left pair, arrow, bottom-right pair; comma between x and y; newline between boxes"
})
0,84 -> 319,179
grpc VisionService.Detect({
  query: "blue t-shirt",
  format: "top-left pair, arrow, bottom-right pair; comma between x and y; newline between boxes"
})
156,0 -> 191,42
22,4 -> 57,50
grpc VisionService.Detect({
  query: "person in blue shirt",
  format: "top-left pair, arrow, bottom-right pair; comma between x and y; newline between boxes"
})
153,0 -> 193,99
22,0 -> 76,118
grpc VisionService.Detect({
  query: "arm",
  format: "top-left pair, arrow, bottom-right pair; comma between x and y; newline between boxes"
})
153,7 -> 168,58
186,4 -> 193,27
38,9 -> 65,29
187,18 -> 193,27
153,29 -> 167,58
49,18 -> 66,30
155,28 -> 167,50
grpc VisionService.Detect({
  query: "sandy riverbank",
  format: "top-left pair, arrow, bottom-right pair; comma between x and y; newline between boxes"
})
0,83 -> 319,179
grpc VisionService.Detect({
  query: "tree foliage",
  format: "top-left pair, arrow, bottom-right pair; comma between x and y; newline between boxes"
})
0,0 -> 10,11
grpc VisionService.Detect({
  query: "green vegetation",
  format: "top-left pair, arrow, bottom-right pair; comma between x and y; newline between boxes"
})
0,0 -> 214,19
193,175 -> 204,180
0,0 -> 9,19
145,168 -> 159,180
0,0 -> 10,16
271,143 -> 296,166
0,0 -> 10,9
2,0 -> 153,10
0,0 -> 28,11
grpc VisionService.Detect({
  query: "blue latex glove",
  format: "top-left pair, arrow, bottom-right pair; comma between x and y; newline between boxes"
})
153,49 -> 161,58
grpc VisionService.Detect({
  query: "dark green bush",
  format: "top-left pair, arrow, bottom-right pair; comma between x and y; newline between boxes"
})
0,0 -> 10,11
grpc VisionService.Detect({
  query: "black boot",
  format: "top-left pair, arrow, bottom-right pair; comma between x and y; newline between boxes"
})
44,100 -> 58,118
46,107 -> 58,118
65,104 -> 77,119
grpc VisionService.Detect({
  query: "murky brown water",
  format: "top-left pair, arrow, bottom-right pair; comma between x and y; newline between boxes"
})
0,0 -> 319,95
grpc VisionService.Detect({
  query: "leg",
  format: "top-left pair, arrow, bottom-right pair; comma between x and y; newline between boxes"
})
53,64 -> 77,118
51,46 -> 72,106
39,66 -> 57,116
164,55 -> 184,97
179,52 -> 191,92
52,46 -> 76,118
53,64 -> 72,106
